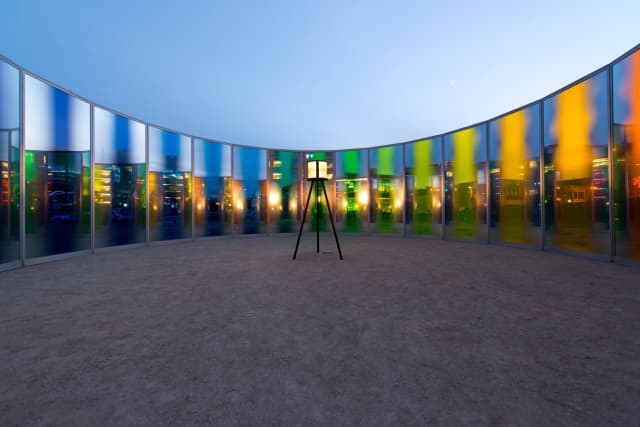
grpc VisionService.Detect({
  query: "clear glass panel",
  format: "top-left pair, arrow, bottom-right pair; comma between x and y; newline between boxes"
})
194,139 -> 232,236
24,75 -> 91,258
489,105 -> 542,245
269,150 -> 300,233
0,60 -> 20,264
148,127 -> 192,241
543,71 -> 609,254
233,146 -> 267,234
370,145 -> 403,233
444,125 -> 487,240
405,138 -> 443,236
301,151 -> 335,232
335,150 -> 368,232
94,107 -> 146,247
613,49 -> 640,260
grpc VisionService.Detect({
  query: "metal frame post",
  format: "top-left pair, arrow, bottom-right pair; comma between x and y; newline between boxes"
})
191,136 -> 195,240
19,69 -> 25,265
145,124 -> 150,245
402,143 -> 407,237
607,65 -> 616,261
539,101 -> 546,250
441,136 -> 446,240
90,105 -> 95,253
485,123 -> 490,244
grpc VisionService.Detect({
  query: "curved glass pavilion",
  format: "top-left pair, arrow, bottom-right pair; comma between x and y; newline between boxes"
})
1,43 -> 640,270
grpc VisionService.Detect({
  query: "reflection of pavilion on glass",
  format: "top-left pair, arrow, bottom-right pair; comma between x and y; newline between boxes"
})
293,159 -> 343,260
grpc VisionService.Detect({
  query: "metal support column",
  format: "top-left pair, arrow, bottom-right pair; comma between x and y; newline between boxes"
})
485,124 -> 490,244
19,69 -> 25,266
191,136 -> 195,240
90,105 -> 95,253
402,143 -> 407,237
607,65 -> 616,261
539,101 -> 546,250
145,124 -> 150,245
441,137 -> 446,240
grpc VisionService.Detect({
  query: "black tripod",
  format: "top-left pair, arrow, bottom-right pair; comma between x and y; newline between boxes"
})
293,177 -> 343,260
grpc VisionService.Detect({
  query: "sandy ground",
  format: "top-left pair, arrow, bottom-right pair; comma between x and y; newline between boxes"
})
0,234 -> 639,426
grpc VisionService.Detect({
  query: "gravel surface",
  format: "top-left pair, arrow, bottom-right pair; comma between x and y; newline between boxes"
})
1,234 -> 639,426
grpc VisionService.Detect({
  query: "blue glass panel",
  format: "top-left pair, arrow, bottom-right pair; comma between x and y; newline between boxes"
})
613,50 -> 640,260
94,107 -> 146,247
233,146 -> 267,234
149,127 -> 192,241
0,60 -> 20,264
194,139 -> 232,236
24,75 -> 90,258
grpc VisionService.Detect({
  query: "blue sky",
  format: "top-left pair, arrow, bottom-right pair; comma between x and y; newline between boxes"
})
2,0 -> 639,150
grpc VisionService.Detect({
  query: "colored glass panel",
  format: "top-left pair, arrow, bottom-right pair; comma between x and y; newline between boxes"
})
543,71 -> 609,254
24,75 -> 91,257
0,60 -> 20,264
444,125 -> 487,240
233,146 -> 267,234
613,50 -> 640,260
405,138 -> 442,235
94,107 -> 146,247
336,150 -> 368,232
370,145 -> 403,233
269,150 -> 300,233
194,139 -> 232,236
489,105 -> 541,245
148,127 -> 192,241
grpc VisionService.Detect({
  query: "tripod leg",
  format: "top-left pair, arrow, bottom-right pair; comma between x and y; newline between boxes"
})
293,180 -> 314,259
316,181 -> 320,253
321,181 -> 343,260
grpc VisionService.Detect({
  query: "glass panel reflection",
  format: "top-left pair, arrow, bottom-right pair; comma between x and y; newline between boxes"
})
149,127 -> 192,241
94,108 -> 146,247
302,151 -> 334,232
444,125 -> 487,240
370,145 -> 403,233
489,105 -> 542,245
613,50 -> 640,260
0,60 -> 20,264
24,75 -> 91,258
233,146 -> 267,234
194,139 -> 231,236
269,150 -> 300,233
405,138 -> 442,236
543,71 -> 609,254
336,150 -> 368,232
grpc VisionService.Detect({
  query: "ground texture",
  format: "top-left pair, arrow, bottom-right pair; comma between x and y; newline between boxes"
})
1,235 -> 639,426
